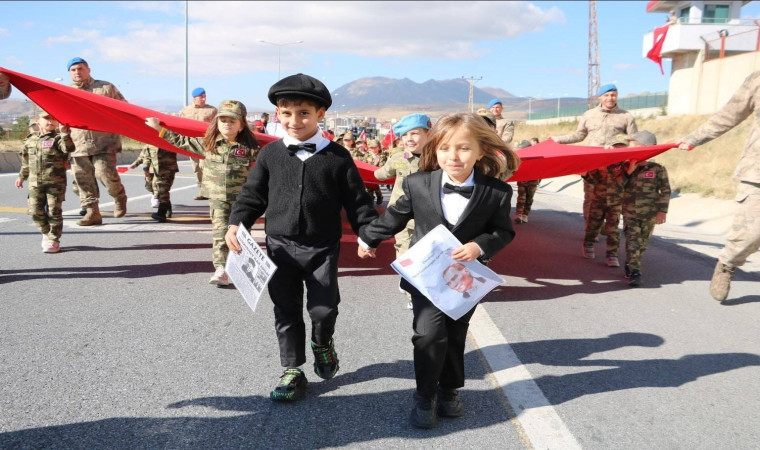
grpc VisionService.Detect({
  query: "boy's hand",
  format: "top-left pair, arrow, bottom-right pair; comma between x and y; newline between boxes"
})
225,225 -> 242,254
145,117 -> 161,131
451,242 -> 481,262
14,178 -> 23,189
655,211 -> 667,225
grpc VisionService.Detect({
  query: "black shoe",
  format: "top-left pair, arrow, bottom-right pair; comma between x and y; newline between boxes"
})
376,197 -> 383,205
166,202 -> 172,218
270,368 -> 307,402
410,393 -> 438,429
629,270 -> 642,287
79,207 -> 87,216
151,203 -> 169,222
624,264 -> 632,278
311,339 -> 339,380
437,388 -> 464,417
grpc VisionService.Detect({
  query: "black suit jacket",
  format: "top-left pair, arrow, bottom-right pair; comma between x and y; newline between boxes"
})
359,169 -> 515,259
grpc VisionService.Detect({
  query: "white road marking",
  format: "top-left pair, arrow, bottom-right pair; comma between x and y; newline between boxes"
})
469,306 -> 582,450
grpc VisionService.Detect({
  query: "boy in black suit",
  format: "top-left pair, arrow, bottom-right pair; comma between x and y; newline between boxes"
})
226,73 -> 378,402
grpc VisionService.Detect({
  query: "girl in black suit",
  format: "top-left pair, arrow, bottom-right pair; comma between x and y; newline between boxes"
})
358,113 -> 519,429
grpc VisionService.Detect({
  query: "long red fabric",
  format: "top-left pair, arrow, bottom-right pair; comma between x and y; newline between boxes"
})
3,67 -> 676,186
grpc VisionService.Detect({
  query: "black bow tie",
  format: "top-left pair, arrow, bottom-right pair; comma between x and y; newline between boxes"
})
443,183 -> 474,199
287,143 -> 317,155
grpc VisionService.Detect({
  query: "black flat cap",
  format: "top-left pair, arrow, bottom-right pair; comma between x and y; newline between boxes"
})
268,73 -> 332,108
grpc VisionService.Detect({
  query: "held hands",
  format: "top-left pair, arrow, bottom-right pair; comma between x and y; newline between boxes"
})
145,117 -> 161,131
225,225 -> 242,254
451,242 -> 481,262
357,246 -> 376,259
58,123 -> 70,134
655,211 -> 667,225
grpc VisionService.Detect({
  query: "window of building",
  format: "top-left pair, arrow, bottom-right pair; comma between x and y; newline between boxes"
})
703,4 -> 730,24
679,7 -> 690,22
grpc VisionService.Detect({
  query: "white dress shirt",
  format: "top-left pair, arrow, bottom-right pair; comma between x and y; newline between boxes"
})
440,171 -> 475,226
282,128 -> 330,161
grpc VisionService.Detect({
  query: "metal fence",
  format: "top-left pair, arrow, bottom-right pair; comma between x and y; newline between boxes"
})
528,93 -> 668,121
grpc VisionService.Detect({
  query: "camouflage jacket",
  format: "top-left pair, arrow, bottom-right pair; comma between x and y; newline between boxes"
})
179,104 -> 218,123
583,162 -> 627,206
495,117 -> 515,143
553,105 -> 638,146
69,77 -> 126,156
18,130 -> 75,187
362,151 -> 388,167
133,147 -> 179,175
622,161 -> 671,220
683,71 -> 760,184
374,151 -> 420,205
163,131 -> 257,202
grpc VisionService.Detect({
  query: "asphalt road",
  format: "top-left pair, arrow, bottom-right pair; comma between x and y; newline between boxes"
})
1,161 -> 759,449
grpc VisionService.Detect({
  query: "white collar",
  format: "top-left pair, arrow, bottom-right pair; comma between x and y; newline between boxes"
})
282,128 -> 330,151
441,170 -> 475,188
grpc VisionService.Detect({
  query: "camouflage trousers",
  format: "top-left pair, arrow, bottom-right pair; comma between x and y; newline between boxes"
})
623,216 -> 656,271
583,179 -> 593,220
209,199 -> 232,269
584,199 -> 621,257
191,158 -> 207,197
367,185 -> 383,203
719,182 -> 760,268
516,180 -> 540,216
28,182 -> 66,242
394,219 -> 415,258
71,153 -> 126,207
143,171 -> 176,204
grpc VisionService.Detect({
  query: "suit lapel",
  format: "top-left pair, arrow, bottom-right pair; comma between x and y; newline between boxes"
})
429,170 -> 446,222
452,169 -> 486,232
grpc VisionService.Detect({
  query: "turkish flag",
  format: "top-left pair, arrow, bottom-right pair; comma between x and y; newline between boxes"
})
647,23 -> 669,75
381,127 -> 397,149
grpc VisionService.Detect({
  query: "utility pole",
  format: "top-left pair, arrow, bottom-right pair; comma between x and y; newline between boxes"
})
184,0 -> 189,107
588,0 -> 600,110
462,76 -> 482,113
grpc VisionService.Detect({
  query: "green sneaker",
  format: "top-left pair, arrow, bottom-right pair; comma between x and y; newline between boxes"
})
311,339 -> 340,380
270,368 -> 307,402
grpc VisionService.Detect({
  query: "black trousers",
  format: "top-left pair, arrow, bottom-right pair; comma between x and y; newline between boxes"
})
266,236 -> 341,368
405,280 -> 477,400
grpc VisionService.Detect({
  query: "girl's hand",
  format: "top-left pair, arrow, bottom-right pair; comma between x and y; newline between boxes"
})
451,242 -> 481,262
145,117 -> 162,131
655,211 -> 667,225
358,246 -> 376,259
14,178 -> 23,189
225,225 -> 242,254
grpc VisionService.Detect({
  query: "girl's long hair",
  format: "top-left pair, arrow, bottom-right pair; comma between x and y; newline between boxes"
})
418,113 -> 520,180
202,117 -> 260,154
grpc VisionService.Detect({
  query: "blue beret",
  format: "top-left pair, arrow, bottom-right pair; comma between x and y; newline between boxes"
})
598,84 -> 618,96
393,113 -> 431,137
66,57 -> 87,71
488,99 -> 502,109
191,87 -> 206,97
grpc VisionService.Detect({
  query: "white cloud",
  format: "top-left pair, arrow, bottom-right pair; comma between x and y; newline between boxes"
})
70,1 -> 566,76
45,28 -> 101,44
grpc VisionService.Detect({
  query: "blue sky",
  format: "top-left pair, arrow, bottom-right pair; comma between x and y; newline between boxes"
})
3,1 -> 760,113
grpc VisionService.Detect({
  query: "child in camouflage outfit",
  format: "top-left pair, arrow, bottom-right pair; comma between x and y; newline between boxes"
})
145,100 -> 259,286
621,131 -> 671,287
15,111 -> 75,253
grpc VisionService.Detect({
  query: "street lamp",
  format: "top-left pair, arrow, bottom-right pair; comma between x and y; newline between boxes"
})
257,39 -> 304,80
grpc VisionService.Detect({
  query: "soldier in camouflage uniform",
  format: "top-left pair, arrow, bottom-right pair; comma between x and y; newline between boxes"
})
514,140 -> 541,224
582,134 -> 629,266
488,99 -> 514,144
363,139 -> 387,205
129,146 -> 179,222
179,87 -> 218,200
66,57 -> 128,226
677,71 -> 760,302
620,131 -> 670,287
146,100 -> 259,286
551,84 -> 638,221
14,111 -> 75,253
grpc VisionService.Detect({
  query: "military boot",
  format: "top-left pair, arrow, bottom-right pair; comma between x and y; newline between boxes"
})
166,202 -> 172,218
151,203 -> 170,223
710,261 -> 735,302
77,204 -> 102,226
114,195 -> 127,218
